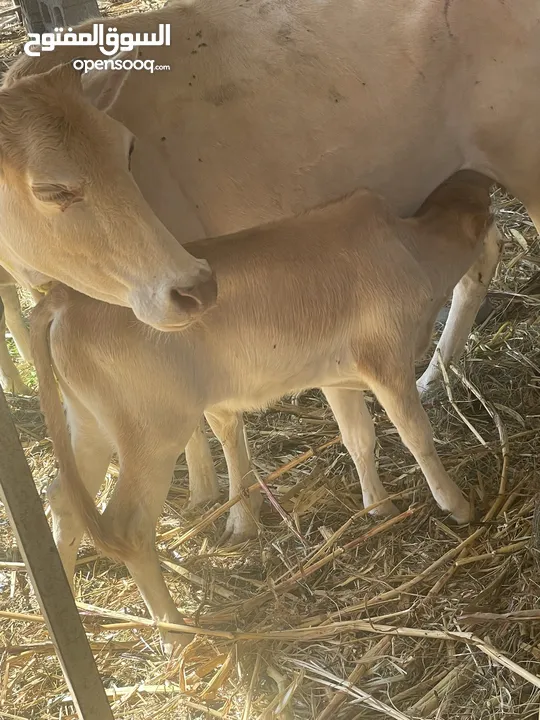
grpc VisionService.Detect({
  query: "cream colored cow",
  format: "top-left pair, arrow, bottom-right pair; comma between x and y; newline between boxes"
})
4,0 -> 536,389
31,171 -> 493,652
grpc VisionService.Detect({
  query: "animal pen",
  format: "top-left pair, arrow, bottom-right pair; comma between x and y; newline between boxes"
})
1,4 -> 540,720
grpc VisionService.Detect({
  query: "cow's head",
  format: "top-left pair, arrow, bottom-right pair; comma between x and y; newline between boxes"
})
0,58 -> 216,330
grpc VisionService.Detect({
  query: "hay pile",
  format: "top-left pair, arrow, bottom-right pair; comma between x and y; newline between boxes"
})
0,7 -> 540,717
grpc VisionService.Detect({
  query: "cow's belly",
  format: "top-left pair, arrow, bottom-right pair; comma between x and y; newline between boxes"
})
119,0 -> 467,239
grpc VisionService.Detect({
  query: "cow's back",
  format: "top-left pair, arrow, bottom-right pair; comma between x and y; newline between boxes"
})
6,0 -> 533,236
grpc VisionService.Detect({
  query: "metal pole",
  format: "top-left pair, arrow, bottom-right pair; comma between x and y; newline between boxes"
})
0,389 -> 114,720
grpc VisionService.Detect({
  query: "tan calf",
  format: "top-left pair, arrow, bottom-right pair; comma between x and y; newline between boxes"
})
32,171 -> 493,652
0,266 -> 33,394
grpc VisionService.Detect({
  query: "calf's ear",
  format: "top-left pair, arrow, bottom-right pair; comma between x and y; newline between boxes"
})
39,50 -> 136,113
79,49 -> 138,113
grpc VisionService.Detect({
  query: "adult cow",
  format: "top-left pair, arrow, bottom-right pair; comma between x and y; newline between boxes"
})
4,0 -> 530,387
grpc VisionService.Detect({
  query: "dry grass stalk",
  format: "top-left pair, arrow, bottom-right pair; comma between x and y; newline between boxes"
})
315,636 -> 391,720
291,659 -> 413,720
407,659 -> 474,715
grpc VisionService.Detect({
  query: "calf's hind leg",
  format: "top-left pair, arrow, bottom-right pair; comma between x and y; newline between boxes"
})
103,427 -> 197,654
323,387 -> 398,517
47,400 -> 112,587
367,365 -> 470,524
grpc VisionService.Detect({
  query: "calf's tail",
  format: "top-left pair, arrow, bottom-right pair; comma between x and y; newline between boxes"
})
30,287 -> 130,560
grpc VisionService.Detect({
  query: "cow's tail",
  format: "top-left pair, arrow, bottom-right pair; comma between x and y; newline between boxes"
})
30,287 -> 130,560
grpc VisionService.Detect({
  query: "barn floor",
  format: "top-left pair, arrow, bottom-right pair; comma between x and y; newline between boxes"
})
1,6 -> 540,719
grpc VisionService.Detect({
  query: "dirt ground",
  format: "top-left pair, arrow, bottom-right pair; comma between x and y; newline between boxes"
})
1,4 -> 540,719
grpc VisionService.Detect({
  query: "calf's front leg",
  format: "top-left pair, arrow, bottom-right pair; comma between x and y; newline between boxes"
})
47,402 -> 112,587
185,417 -> 220,507
205,408 -> 262,544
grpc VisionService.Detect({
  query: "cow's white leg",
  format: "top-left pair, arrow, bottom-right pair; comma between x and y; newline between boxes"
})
0,302 -> 30,395
417,224 -> 503,396
185,417 -> 220,508
105,436 -> 194,655
323,387 -> 398,517
205,409 -> 261,544
369,372 -> 470,524
47,403 -> 112,586
0,285 -> 33,364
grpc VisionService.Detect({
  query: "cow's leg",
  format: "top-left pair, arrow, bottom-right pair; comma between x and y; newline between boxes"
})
185,417 -> 220,508
205,409 -> 261,544
417,223 -> 503,397
368,367 -> 470,524
0,285 -> 33,364
0,300 -> 30,395
323,387 -> 398,517
47,402 -> 112,586
104,432 -> 195,655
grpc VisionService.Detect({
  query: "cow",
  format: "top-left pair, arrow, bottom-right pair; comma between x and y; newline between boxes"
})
4,0 -> 536,392
31,171 -> 493,653
0,266 -> 33,394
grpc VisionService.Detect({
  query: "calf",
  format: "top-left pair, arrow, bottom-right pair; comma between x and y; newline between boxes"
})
31,171 -> 493,652
0,266 -> 33,394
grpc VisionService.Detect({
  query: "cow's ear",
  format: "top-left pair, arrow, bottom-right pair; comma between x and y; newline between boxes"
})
79,49 -> 138,112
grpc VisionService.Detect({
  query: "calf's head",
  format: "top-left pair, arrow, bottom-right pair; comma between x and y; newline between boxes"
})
0,61 -> 216,330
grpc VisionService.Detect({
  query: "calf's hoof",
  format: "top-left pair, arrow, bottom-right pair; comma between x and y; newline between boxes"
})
160,628 -> 194,657
446,494 -> 471,525
188,487 -> 221,509
220,510 -> 259,546
416,376 -> 440,401
367,498 -> 399,518
187,466 -> 221,509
